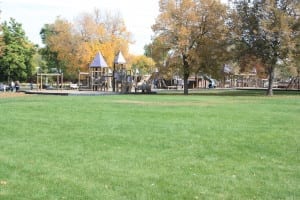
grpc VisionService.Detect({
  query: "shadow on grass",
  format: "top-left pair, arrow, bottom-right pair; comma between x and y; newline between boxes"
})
157,89 -> 300,97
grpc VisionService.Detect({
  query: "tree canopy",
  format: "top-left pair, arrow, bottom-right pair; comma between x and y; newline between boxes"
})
152,0 -> 228,94
0,18 -> 36,82
130,55 -> 155,75
0,1 -> 298,95
150,0 -> 299,95
40,10 -> 132,80
232,0 -> 300,95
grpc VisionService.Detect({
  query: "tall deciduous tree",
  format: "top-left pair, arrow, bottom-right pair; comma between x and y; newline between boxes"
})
0,18 -> 36,82
152,0 -> 228,94
291,4 -> 300,75
144,38 -> 170,75
191,1 -> 229,82
39,23 -> 62,73
131,55 -> 155,75
40,10 -> 132,80
75,10 -> 132,68
232,0 -> 299,95
40,17 -> 81,80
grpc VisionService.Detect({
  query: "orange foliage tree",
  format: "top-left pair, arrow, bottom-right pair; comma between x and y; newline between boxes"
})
75,10 -> 132,71
40,9 -> 132,80
152,0 -> 228,94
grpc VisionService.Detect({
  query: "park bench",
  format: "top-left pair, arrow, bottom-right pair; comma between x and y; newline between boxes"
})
167,85 -> 177,90
70,83 -> 78,89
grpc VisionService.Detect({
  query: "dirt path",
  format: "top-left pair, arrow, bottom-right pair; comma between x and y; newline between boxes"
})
0,92 -> 29,99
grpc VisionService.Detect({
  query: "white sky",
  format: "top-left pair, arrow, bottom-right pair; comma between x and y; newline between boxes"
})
0,0 -> 160,55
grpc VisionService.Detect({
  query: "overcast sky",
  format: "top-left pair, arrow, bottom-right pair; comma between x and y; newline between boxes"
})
1,0 -> 160,55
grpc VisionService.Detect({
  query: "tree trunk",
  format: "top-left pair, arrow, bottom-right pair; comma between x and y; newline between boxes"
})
183,74 -> 189,95
266,66 -> 274,96
183,54 -> 189,95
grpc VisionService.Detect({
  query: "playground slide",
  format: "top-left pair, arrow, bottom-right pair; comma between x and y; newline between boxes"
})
161,79 -> 168,88
204,75 -> 216,88
135,75 -> 152,92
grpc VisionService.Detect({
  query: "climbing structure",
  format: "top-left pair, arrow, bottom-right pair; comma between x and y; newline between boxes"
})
78,51 -> 133,93
113,51 -> 133,93
78,51 -> 111,91
89,52 -> 109,91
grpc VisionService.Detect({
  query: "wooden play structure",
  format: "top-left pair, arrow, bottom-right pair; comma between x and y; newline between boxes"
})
222,65 -> 259,88
286,76 -> 300,90
112,51 -> 133,93
36,69 -> 63,90
78,51 -> 111,91
222,65 -> 300,89
78,51 -> 133,93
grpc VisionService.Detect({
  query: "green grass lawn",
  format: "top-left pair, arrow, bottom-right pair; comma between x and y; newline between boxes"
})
0,91 -> 299,199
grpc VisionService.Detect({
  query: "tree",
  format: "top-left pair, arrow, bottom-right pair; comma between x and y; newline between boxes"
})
40,10 -> 132,81
0,10 -> 4,56
232,0 -> 299,95
39,26 -> 60,72
0,18 -> 36,82
152,0 -> 228,94
131,55 -> 155,75
40,17 -> 82,80
291,4 -> 300,76
144,38 -> 170,77
75,10 -> 132,68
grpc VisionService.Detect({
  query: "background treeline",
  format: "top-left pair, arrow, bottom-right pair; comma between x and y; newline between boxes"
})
148,0 -> 299,95
0,9 -> 154,82
0,0 -> 299,95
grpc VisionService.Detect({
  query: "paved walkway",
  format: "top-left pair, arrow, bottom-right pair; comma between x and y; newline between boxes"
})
25,90 -> 117,96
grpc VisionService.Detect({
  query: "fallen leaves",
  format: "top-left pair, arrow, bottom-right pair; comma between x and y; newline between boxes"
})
0,180 -> 7,185
0,92 -> 28,99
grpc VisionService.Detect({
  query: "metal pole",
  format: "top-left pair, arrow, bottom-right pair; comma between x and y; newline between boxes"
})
113,63 -> 116,92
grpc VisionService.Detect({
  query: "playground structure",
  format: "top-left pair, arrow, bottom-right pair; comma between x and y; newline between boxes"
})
222,65 -> 300,90
196,75 -> 217,88
78,51 -> 134,93
222,65 -> 262,88
113,51 -> 133,93
36,68 -> 63,90
282,76 -> 300,90
134,74 -> 153,92
36,51 -> 299,93
78,51 -> 110,91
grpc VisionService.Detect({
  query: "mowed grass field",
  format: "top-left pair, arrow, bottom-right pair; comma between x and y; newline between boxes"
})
0,90 -> 299,199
